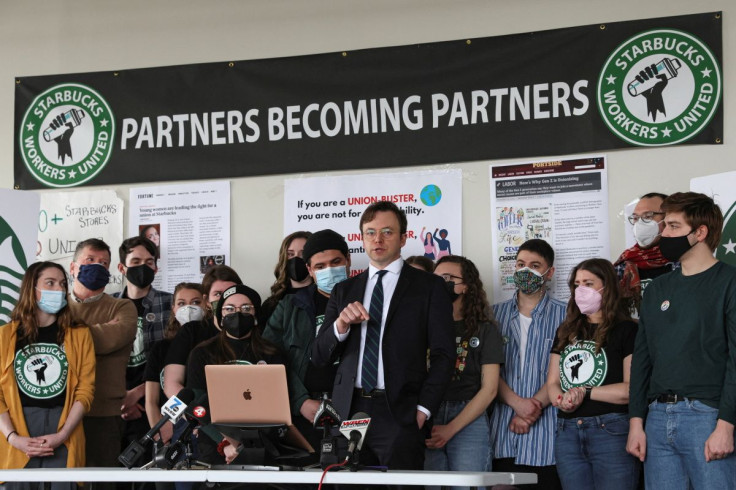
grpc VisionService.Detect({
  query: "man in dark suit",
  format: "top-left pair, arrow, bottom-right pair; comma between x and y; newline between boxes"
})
312,201 -> 454,470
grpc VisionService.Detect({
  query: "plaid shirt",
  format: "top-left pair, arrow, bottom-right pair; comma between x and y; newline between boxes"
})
113,287 -> 172,355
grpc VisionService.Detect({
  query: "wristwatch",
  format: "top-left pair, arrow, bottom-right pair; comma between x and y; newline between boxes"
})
584,386 -> 592,400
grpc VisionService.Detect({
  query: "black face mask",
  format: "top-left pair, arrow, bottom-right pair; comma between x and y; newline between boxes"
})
125,264 -> 155,289
286,256 -> 309,282
659,231 -> 695,262
444,281 -> 460,303
222,312 -> 256,339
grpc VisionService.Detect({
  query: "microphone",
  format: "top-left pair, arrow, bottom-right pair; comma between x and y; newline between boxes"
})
153,393 -> 209,469
313,397 -> 341,469
338,412 -> 370,464
118,388 -> 195,468
314,397 -> 341,429
184,393 -> 210,425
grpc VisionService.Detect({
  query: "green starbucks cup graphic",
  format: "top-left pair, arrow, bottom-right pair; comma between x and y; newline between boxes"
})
627,58 -> 682,96
43,109 -> 86,142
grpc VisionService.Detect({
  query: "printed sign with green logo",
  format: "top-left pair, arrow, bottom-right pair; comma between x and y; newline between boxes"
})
0,216 -> 29,324
597,29 -> 721,146
19,83 -> 115,188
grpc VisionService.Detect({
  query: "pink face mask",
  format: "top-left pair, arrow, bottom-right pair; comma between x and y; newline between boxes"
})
574,285 -> 603,315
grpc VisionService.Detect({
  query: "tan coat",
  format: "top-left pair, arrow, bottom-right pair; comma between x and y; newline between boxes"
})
67,294 -> 137,416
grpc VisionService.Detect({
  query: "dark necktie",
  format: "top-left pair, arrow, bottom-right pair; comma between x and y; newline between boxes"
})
361,270 -> 387,393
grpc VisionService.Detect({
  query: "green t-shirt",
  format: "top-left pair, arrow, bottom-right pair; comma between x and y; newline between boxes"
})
629,261 -> 736,424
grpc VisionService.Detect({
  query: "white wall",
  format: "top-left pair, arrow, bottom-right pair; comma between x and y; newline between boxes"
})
0,0 -> 732,297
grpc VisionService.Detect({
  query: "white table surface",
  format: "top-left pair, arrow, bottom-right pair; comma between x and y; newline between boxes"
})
0,467 -> 537,486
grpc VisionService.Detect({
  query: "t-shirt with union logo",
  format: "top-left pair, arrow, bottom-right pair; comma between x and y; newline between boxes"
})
14,322 -> 68,408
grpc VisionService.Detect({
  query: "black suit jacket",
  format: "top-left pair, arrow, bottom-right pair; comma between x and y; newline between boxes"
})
312,262 -> 455,426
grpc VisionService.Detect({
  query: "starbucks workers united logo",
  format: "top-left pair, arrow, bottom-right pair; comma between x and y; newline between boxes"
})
597,29 -> 721,146
20,83 -> 115,188
15,343 -> 69,399
559,341 -> 607,391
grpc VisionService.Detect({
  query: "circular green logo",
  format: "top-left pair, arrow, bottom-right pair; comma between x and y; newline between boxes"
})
420,185 -> 442,206
19,83 -> 115,188
15,343 -> 69,399
716,202 -> 736,267
597,29 -> 721,146
559,341 -> 607,391
128,319 -> 146,368
0,216 -> 28,324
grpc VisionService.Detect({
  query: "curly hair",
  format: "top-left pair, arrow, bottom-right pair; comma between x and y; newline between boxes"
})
434,255 -> 495,339
554,258 -> 631,353
12,261 -> 76,348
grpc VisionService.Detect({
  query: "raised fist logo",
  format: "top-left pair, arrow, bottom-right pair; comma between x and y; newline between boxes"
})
31,358 -> 49,384
43,109 -> 85,165
627,58 -> 681,122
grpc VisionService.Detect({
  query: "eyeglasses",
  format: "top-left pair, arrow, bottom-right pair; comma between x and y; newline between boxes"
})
627,211 -> 664,225
222,305 -> 255,315
439,273 -> 463,284
363,228 -> 397,239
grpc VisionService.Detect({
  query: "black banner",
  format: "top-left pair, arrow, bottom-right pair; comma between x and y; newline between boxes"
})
14,12 -> 722,189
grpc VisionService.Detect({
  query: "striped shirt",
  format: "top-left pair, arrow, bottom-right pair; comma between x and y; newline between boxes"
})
490,292 -> 566,466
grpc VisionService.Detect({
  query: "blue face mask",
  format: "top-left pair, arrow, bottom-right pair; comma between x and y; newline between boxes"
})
76,263 -> 111,291
37,289 -> 67,314
314,266 -> 348,294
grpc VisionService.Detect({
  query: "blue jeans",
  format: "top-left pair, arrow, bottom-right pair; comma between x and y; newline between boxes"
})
644,399 -> 736,489
555,412 -> 639,490
425,400 -> 491,490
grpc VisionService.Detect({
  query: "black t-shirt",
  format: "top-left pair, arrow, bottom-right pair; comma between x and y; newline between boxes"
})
143,339 -> 170,409
443,320 -> 505,401
165,318 -> 219,366
185,337 -> 285,392
15,322 -> 67,408
552,320 -> 638,418
126,297 -> 147,390
303,289 -> 337,395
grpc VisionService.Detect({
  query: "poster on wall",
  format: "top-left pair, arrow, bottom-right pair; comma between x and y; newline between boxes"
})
691,171 -> 736,267
14,12 -> 722,190
0,189 -> 39,323
284,169 -> 462,274
129,181 -> 230,293
490,155 -> 610,303
37,189 -> 124,295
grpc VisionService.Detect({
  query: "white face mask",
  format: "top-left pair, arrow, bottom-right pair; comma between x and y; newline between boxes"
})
633,219 -> 661,248
175,305 -> 204,325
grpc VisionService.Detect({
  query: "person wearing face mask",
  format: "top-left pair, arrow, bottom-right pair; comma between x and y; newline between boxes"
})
112,237 -> 173,466
490,238 -> 566,490
545,258 -> 639,489
613,192 -> 676,316
66,239 -> 137,489
262,229 -> 351,460
261,231 -> 314,325
185,285 -> 283,465
162,267 -> 239,490
424,256 -> 503,490
163,266 -> 242,399
0,262 -> 95,489
627,192 -> 736,488
143,283 -> 204,452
